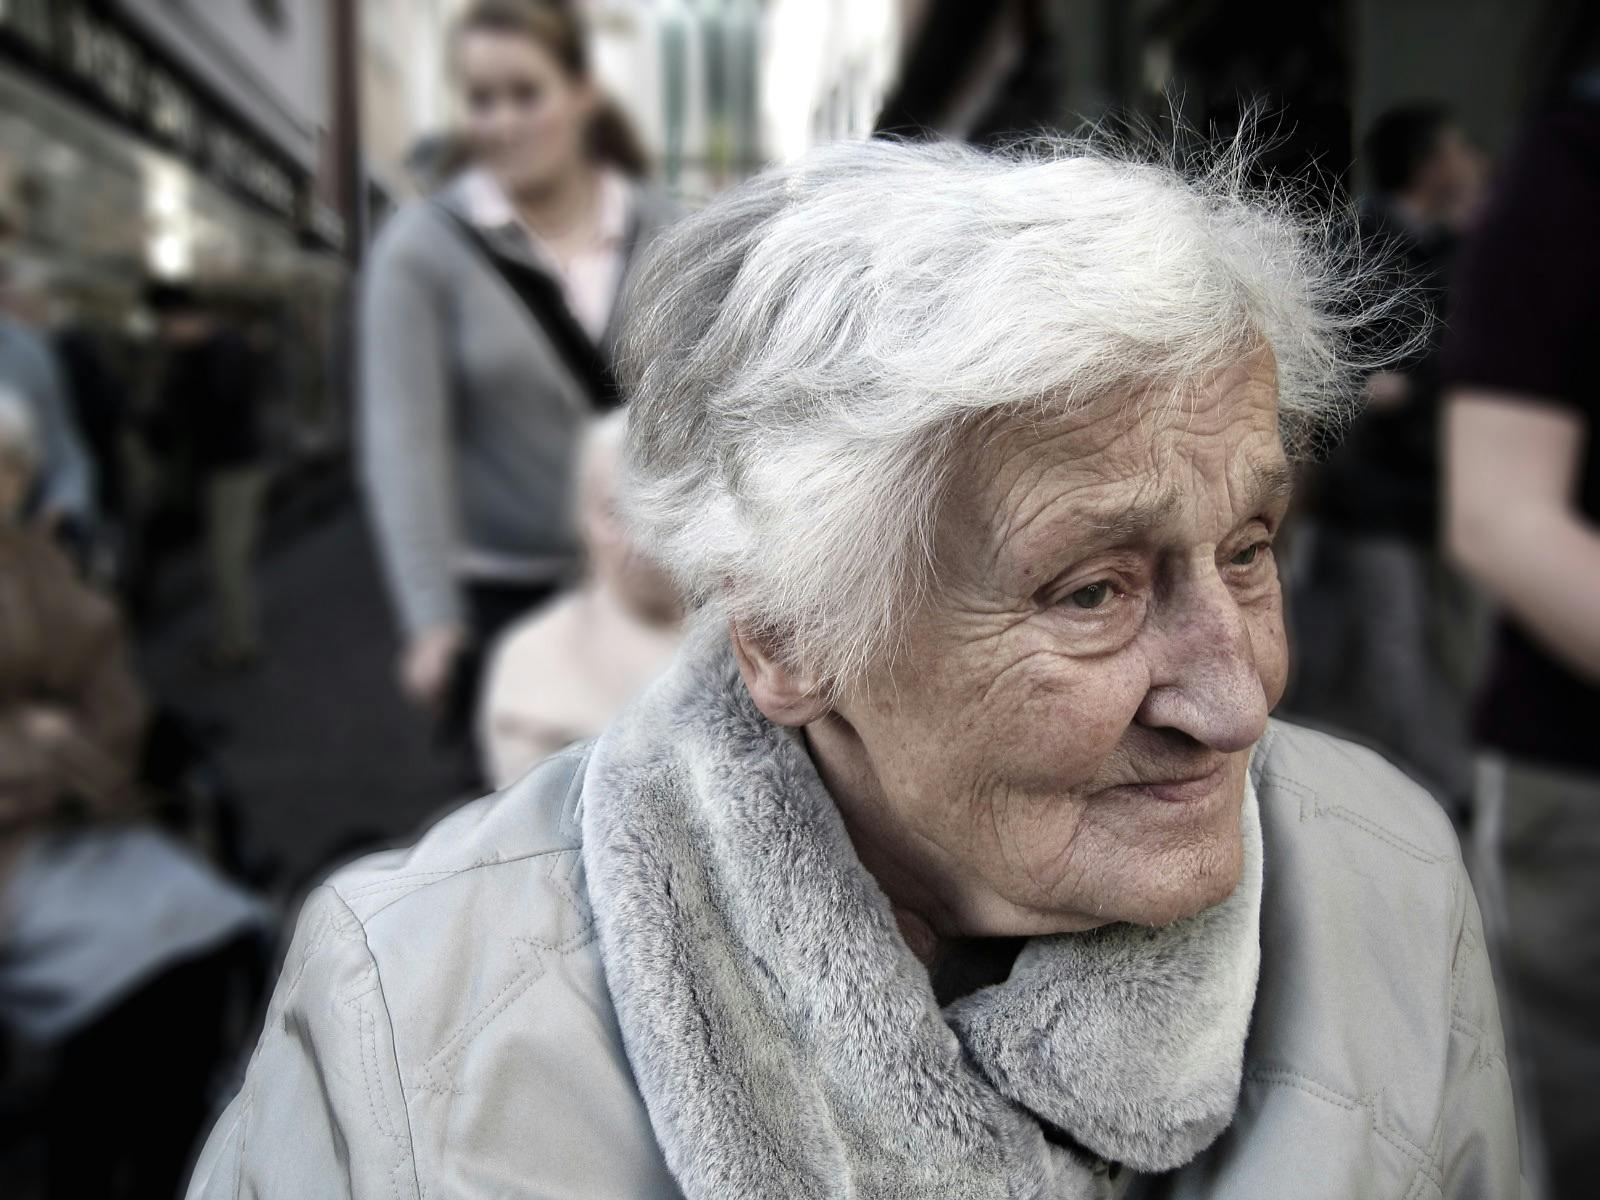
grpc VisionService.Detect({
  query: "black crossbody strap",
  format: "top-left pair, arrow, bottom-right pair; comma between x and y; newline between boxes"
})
432,202 -> 624,412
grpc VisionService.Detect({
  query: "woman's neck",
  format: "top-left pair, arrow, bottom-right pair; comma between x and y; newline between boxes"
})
507,160 -> 601,245
803,716 -> 961,968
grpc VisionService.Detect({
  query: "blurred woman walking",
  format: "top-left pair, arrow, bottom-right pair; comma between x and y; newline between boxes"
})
359,0 -> 676,758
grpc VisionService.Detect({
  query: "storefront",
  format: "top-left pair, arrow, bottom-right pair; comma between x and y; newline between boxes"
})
0,0 -> 349,458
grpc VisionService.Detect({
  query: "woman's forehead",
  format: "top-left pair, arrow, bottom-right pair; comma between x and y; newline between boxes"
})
945,370 -> 1287,569
969,356 -> 1281,497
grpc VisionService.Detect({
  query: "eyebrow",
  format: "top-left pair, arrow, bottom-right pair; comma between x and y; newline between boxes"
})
1244,461 -> 1296,513
1074,488 -> 1184,548
1058,461 -> 1295,554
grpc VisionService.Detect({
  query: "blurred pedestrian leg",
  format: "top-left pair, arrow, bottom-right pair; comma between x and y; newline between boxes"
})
204,465 -> 267,666
143,283 -> 268,668
1471,757 -> 1600,1199
1289,525 -> 1475,808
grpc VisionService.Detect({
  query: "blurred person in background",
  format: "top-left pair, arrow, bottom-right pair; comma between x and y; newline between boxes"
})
145,282 -> 268,671
0,386 -> 264,1200
2,255 -> 133,575
359,0 -> 677,762
478,411 -> 682,788
1288,102 -> 1486,808
0,254 -> 95,547
1442,46 -> 1600,1200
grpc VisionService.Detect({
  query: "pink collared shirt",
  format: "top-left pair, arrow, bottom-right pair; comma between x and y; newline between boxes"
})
461,167 -> 632,343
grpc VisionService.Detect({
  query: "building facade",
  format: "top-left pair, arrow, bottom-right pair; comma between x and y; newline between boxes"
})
0,0 -> 355,470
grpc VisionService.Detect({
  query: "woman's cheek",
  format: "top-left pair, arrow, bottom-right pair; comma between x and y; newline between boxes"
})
1024,654 -> 1150,776
1250,592 -> 1290,710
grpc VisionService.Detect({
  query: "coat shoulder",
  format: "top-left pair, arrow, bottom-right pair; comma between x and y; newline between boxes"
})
189,747 -> 678,1196
327,747 -> 676,1194
363,196 -> 459,279
324,742 -> 590,923
1252,718 -> 1462,869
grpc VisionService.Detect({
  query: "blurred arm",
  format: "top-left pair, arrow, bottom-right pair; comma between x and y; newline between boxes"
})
0,548 -> 146,826
50,576 -> 150,808
358,215 -> 464,639
1446,391 -> 1600,680
0,711 -> 56,829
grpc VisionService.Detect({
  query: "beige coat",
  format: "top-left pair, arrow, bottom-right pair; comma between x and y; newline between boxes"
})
478,583 -> 682,788
0,527 -> 147,889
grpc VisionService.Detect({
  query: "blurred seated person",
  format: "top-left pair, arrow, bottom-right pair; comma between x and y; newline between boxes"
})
478,412 -> 682,787
1289,103 -> 1485,803
0,386 -> 265,1200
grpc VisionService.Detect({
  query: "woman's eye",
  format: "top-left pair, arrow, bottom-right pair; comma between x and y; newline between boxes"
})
1231,542 -> 1266,567
1067,581 -> 1113,610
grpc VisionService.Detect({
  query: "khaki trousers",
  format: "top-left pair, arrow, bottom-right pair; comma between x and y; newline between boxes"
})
205,466 -> 268,658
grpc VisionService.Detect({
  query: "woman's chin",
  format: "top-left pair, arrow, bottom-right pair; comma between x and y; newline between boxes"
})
984,828 -> 1246,934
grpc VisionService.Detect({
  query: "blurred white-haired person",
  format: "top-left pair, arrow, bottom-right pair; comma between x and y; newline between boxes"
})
478,411 -> 682,788
189,136 -> 1522,1199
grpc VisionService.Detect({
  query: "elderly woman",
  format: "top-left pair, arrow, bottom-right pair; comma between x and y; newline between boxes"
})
189,138 -> 1520,1199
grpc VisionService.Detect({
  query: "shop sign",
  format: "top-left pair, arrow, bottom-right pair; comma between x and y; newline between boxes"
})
0,0 -> 342,248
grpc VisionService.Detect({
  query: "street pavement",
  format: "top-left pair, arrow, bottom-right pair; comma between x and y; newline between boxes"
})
138,502 -> 474,894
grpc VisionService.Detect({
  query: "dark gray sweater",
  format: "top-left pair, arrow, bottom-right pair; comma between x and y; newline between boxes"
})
358,178 -> 677,636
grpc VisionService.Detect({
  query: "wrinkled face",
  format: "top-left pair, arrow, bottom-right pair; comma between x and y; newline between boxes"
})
824,349 -> 1290,934
455,30 -> 594,196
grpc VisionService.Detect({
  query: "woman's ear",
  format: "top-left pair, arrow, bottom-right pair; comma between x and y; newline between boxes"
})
729,622 -> 830,727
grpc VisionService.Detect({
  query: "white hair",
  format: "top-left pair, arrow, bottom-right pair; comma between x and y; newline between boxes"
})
0,385 -> 39,468
619,132 -> 1406,691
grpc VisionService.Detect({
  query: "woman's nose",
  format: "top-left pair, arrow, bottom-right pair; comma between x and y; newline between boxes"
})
1135,573 -> 1269,753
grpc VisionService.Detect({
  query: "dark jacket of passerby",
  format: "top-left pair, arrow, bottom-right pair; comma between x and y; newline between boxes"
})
1441,84 -> 1600,1200
52,324 -> 129,518
1315,198 -> 1457,543
154,327 -> 265,474
1444,100 -> 1600,772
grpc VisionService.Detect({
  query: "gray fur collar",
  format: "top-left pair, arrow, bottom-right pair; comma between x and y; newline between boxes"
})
582,626 -> 1261,1198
